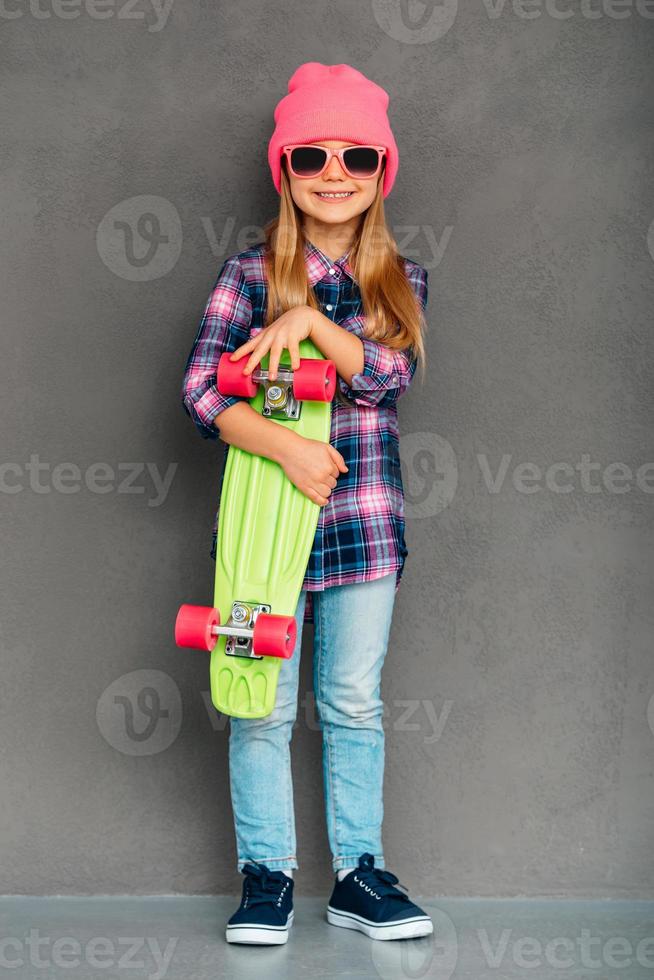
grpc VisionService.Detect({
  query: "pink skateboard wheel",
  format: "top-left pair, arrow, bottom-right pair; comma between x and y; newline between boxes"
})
252,613 -> 297,659
175,604 -> 220,651
217,352 -> 259,398
292,359 -> 336,402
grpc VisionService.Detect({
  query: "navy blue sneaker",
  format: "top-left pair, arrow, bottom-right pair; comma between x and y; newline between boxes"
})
327,853 -> 433,941
226,863 -> 294,944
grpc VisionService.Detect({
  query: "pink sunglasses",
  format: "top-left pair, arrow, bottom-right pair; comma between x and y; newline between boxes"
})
282,143 -> 387,181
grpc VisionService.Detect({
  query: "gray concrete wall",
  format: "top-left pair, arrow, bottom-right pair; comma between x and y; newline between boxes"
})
1,2 -> 653,898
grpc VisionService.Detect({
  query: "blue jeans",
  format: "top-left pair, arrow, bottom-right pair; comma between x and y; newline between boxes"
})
228,572 -> 397,873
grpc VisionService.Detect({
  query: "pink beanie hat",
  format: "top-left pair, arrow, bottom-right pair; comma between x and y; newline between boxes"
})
268,62 -> 399,199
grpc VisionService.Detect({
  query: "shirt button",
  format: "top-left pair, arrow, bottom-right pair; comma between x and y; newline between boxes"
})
325,304 -> 333,311
328,267 -> 336,275
392,375 -> 398,383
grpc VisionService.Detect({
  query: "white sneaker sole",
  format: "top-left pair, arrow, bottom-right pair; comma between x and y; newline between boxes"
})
226,908 -> 294,944
327,905 -> 433,941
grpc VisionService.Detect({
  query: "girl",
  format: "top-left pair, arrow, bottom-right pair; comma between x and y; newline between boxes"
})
182,62 -> 432,945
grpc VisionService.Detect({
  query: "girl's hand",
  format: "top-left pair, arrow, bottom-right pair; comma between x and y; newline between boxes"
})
229,306 -> 317,381
278,435 -> 349,507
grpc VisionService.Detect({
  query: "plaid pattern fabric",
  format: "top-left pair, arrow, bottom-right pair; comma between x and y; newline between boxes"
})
181,240 -> 428,624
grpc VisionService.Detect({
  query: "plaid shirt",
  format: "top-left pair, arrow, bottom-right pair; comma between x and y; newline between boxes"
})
182,240 -> 428,625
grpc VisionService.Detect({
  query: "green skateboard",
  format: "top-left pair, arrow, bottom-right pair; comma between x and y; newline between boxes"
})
176,340 -> 336,718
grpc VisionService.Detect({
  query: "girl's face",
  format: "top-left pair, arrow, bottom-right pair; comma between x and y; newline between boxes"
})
285,140 -> 383,227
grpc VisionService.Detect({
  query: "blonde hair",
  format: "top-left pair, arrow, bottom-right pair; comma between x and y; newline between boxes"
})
262,165 -> 427,407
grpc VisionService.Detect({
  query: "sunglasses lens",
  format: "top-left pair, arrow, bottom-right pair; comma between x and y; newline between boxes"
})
343,147 -> 381,177
289,146 -> 328,177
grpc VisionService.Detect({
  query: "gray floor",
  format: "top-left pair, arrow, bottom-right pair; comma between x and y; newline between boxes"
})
0,896 -> 652,980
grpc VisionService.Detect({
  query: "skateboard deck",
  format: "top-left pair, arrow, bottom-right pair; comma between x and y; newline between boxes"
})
209,338 -> 332,718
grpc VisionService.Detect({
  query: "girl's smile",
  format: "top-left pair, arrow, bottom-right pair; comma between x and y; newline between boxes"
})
313,190 -> 356,203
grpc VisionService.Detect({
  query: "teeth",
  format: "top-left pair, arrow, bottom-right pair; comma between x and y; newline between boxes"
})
317,192 -> 353,198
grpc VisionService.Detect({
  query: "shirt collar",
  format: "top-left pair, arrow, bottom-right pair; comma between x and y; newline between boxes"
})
304,238 -> 355,286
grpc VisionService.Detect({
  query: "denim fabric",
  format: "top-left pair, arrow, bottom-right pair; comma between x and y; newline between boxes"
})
228,571 -> 397,873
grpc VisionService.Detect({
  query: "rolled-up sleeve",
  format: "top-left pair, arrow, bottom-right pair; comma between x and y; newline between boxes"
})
337,263 -> 428,409
181,257 -> 253,440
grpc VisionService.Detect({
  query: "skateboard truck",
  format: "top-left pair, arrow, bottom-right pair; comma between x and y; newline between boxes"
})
220,601 -> 271,660
216,352 -> 336,420
259,369 -> 300,420
175,602 -> 297,661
